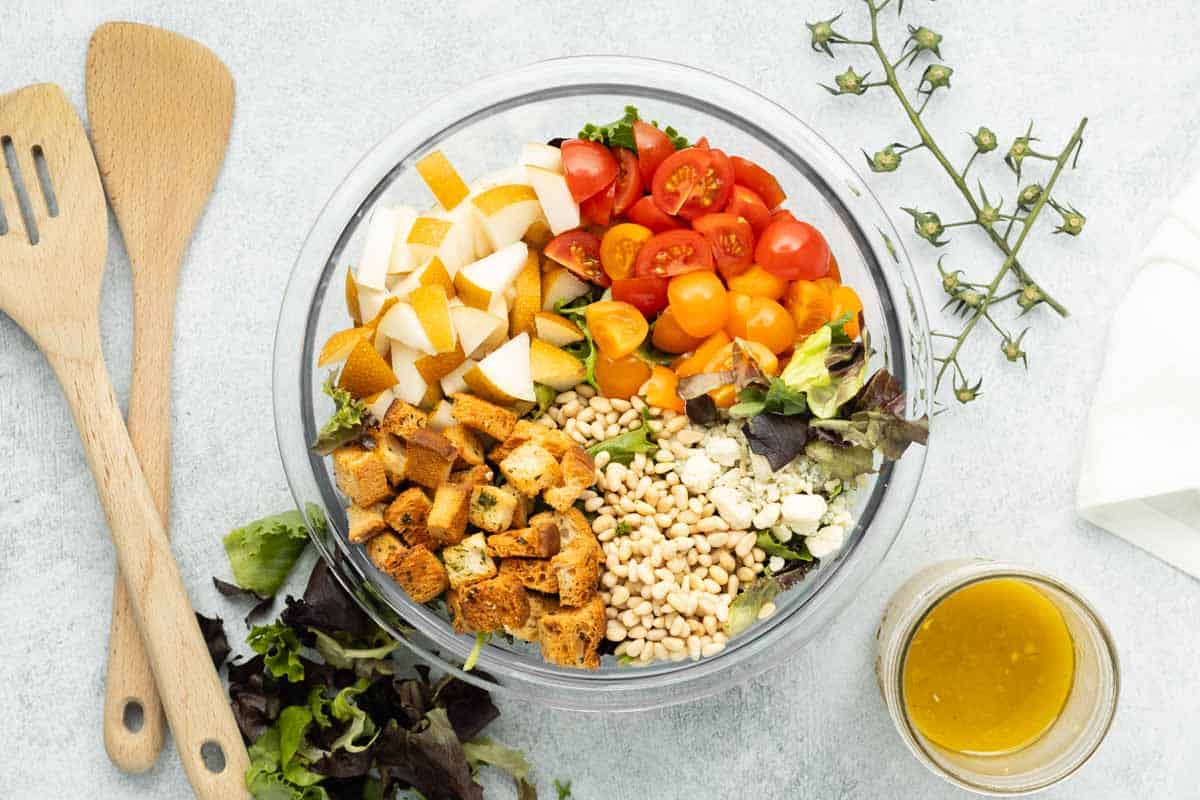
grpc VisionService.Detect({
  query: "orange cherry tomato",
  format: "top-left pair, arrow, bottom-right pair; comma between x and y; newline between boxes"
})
730,155 -> 787,209
785,280 -> 834,336
652,306 -> 706,353
600,223 -> 653,281
693,212 -> 755,279
725,184 -> 772,235
561,139 -> 618,202
755,219 -> 831,281
827,253 -> 842,282
596,351 -> 652,400
643,365 -> 684,413
725,292 -> 797,354
709,384 -> 738,408
673,331 -> 731,377
830,285 -> 864,339
585,300 -> 649,359
667,271 -> 728,338
814,277 -> 840,294
726,264 -> 787,300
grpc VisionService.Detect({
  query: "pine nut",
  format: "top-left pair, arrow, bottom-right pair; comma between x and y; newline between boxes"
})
736,566 -> 755,582
701,642 -> 726,657
720,552 -> 737,573
602,572 -> 619,589
662,636 -> 685,653
675,428 -> 704,446
619,609 -> 638,627
735,533 -> 756,558
577,384 -> 596,398
591,397 -> 612,413
646,628 -> 667,642
625,639 -> 644,657
607,621 -> 628,641
703,578 -> 722,595
651,580 -> 672,600
726,574 -> 740,596
593,450 -> 611,469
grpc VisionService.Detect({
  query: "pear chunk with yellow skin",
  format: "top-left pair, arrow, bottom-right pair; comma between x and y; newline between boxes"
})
450,304 -> 507,359
391,343 -> 442,409
534,311 -> 584,347
440,358 -> 477,396
378,302 -> 435,354
357,205 -> 415,290
389,257 -> 456,300
453,241 -> 528,310
406,214 -> 475,273
520,142 -> 563,172
540,265 -> 591,311
530,339 -> 586,391
464,333 -> 535,404
471,184 -> 542,250
338,338 -> 399,399
409,284 -> 457,354
526,166 -> 580,235
415,150 -> 470,211
509,251 -> 542,337
414,344 -> 466,384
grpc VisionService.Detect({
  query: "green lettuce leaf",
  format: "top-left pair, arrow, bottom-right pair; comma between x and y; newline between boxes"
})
729,376 -> 809,418
755,531 -> 813,562
247,622 -> 305,682
725,576 -> 782,637
804,440 -> 876,481
309,627 -> 398,670
464,735 -> 531,781
534,383 -> 558,417
778,323 -> 869,418
579,105 -> 639,151
246,718 -> 328,800
780,325 -> 834,393
222,510 -> 310,596
330,678 -> 379,754
585,408 -> 656,465
311,376 -> 368,456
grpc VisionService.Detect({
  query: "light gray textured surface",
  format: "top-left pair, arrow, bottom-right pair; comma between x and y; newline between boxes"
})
1,1 -> 1197,798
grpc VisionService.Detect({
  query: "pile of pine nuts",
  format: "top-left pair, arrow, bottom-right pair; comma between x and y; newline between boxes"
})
537,386 -> 771,665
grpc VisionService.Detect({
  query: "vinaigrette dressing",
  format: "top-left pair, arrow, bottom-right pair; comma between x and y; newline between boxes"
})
901,578 -> 1075,755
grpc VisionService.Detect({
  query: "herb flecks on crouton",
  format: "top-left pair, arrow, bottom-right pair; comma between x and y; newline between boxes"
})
447,573 -> 530,634
443,424 -> 485,467
499,556 -> 559,594
428,481 -> 473,547
384,487 -> 433,548
347,503 -> 388,544
379,398 -> 428,439
390,545 -> 449,603
487,519 -> 560,559
442,532 -> 497,589
499,441 -> 561,497
468,485 -> 518,534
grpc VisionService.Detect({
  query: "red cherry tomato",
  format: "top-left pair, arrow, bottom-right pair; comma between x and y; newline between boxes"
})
754,219 -> 831,281
726,185 -> 771,235
626,195 -> 684,233
770,208 -> 798,226
634,230 -> 714,278
560,139 -> 618,202
633,120 -> 674,186
545,230 -> 609,286
580,178 -> 616,226
731,155 -> 786,209
678,148 -> 734,221
611,148 -> 643,217
612,276 -> 670,317
692,212 -> 755,280
693,137 -> 710,150
651,147 -> 707,215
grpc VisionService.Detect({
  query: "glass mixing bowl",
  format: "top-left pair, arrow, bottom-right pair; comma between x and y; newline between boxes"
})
274,56 -> 932,712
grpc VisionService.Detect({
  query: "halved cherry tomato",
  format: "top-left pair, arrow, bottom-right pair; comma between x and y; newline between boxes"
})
585,300 -> 649,359
727,264 -> 788,300
596,351 -> 652,400
668,271 -> 728,338
652,306 -> 705,353
600,223 -> 653,281
725,292 -> 797,354
561,139 -> 618,202
580,178 -> 616,226
755,219 -> 831,281
635,230 -> 713,278
726,184 -> 772,235
651,148 -> 707,215
612,148 -> 643,217
784,280 -> 834,336
731,156 -> 786,209
643,365 -> 684,413
693,212 -> 755,279
633,120 -> 674,186
673,330 -> 731,378
626,195 -> 684,233
814,277 -> 840,294
545,230 -> 608,286
611,276 -> 669,318
770,208 -> 798,226
677,149 -> 734,220
829,285 -> 864,339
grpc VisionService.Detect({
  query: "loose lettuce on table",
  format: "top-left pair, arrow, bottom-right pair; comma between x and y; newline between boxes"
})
223,510 -> 311,597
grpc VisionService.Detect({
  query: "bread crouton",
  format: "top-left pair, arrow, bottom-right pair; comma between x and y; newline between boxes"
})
404,429 -> 458,490
505,592 -> 560,642
487,519 -> 560,558
468,485 -> 518,534
447,573 -> 530,634
384,487 -> 433,548
428,481 -> 473,547
379,398 -> 428,439
333,444 -> 393,507
450,392 -> 517,440
505,483 -> 531,527
442,424 -> 485,467
499,441 -> 561,497
556,507 -> 596,550
537,595 -> 605,668
369,431 -> 408,485
347,503 -> 388,544
550,525 -> 601,607
390,545 -> 449,603
498,556 -> 558,594
544,445 -> 596,511
442,532 -> 497,589
489,419 -> 574,462
365,531 -> 407,573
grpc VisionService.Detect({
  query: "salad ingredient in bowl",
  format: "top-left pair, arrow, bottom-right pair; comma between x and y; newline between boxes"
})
312,104 -> 928,670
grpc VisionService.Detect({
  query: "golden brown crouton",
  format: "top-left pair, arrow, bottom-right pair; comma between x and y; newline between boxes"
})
537,595 -> 605,668
428,481 -> 473,547
468,485 -> 518,534
447,573 -> 530,634
550,528 -> 601,607
442,424 -> 485,467
544,445 -> 596,511
442,532 -> 497,588
452,463 -> 493,485
347,503 -> 388,544
505,592 -> 560,642
450,392 -> 517,440
488,419 -> 574,462
365,531 -> 407,573
487,519 -> 560,558
499,441 -> 561,497
505,483 -> 532,527
384,487 -> 433,548
379,398 -> 428,439
389,545 -> 449,603
333,444 -> 393,507
404,429 -> 458,490
499,557 -> 558,594
369,431 -> 408,485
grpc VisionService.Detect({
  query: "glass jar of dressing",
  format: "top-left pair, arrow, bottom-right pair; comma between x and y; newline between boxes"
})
876,560 -> 1119,795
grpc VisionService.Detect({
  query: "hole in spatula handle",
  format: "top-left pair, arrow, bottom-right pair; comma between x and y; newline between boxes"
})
122,699 -> 145,733
200,740 -> 227,774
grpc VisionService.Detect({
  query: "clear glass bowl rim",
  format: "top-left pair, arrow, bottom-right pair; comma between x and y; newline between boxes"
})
273,55 -> 933,711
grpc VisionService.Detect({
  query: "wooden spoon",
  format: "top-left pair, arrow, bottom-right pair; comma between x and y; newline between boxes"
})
86,22 -> 236,773
0,83 -> 249,798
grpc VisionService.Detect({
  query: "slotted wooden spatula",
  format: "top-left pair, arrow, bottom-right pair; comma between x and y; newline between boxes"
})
86,21 -> 235,773
0,83 -> 248,798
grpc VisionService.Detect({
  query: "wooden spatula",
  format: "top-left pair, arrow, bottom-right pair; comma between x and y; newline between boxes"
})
0,83 -> 249,797
86,21 -> 236,774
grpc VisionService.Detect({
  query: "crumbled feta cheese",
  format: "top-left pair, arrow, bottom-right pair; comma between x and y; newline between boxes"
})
806,524 -> 846,559
752,502 -> 781,530
708,486 -> 755,531
771,524 -> 794,544
781,494 -> 828,536
680,455 -> 721,494
749,453 -> 774,483
706,435 -> 741,467
767,555 -> 786,573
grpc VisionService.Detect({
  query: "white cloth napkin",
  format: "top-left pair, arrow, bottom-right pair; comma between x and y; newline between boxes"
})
1077,174 -> 1200,578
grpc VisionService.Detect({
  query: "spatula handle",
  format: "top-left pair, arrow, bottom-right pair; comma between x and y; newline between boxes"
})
103,285 -> 175,772
46,344 -> 249,800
